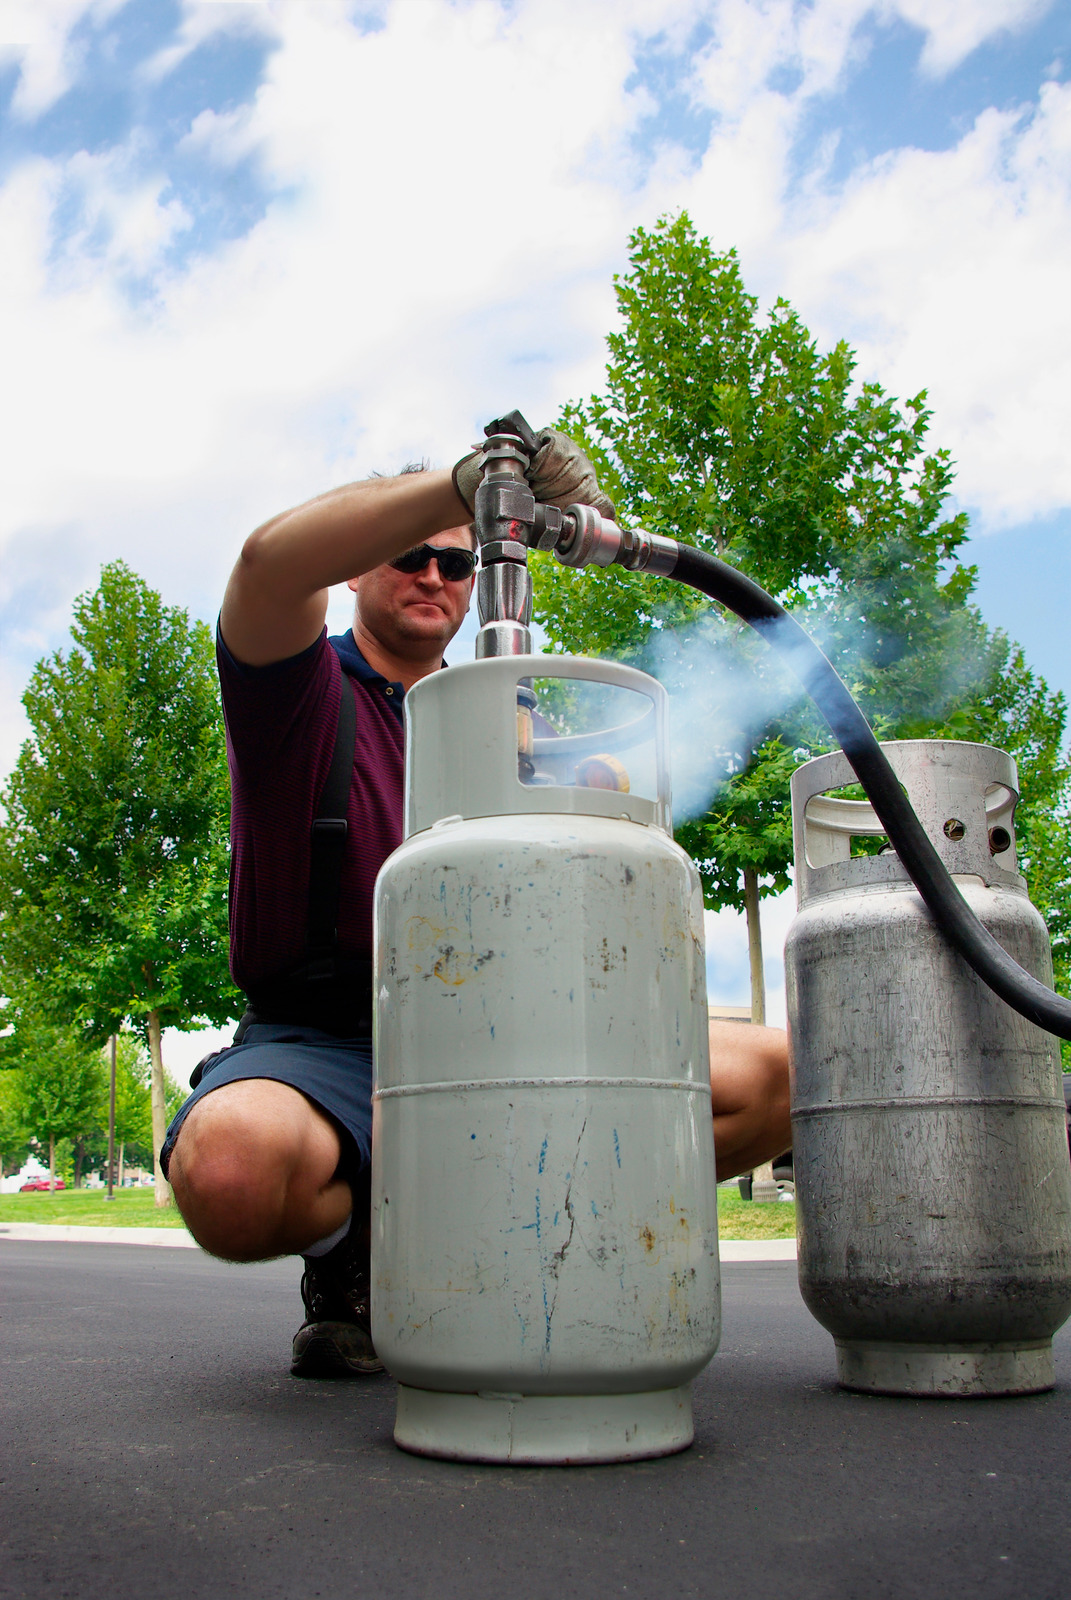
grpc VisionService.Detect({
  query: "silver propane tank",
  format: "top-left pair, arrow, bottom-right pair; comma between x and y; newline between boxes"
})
371,654 -> 720,1463
785,739 -> 1071,1397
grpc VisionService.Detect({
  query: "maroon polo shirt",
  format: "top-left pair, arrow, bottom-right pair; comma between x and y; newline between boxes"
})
218,625 -> 407,1001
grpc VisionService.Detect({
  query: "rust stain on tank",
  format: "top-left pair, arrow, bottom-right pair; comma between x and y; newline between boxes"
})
639,1225 -> 656,1252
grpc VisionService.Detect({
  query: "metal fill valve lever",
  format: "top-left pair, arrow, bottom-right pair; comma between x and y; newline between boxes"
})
473,413 -> 678,660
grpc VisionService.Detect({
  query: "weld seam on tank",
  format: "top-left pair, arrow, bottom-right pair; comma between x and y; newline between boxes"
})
374,1077 -> 710,1100
793,1095 -> 1064,1116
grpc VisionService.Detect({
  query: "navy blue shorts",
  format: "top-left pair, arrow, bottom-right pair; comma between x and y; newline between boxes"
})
160,1022 -> 374,1182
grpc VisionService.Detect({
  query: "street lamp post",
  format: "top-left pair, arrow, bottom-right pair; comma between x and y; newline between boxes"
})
105,1035 -> 117,1201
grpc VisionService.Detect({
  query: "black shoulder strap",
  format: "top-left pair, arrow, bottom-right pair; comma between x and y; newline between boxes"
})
306,670 -> 357,968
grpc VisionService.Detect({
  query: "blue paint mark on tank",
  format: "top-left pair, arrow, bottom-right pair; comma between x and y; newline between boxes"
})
613,1129 -> 622,1168
591,1200 -> 599,1217
538,1136 -> 548,1174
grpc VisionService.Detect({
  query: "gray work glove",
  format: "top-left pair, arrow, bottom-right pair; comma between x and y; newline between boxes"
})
452,427 -> 615,520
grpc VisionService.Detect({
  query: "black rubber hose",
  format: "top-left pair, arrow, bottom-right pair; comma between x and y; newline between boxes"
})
667,542 -> 1071,1041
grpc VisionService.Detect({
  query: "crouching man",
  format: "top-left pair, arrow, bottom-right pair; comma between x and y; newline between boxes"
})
163,429 -> 791,1376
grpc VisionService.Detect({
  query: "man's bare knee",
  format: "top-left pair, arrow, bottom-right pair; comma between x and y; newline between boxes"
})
170,1080 -> 343,1261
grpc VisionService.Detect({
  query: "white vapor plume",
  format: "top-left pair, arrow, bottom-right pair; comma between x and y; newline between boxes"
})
640,617 -> 799,823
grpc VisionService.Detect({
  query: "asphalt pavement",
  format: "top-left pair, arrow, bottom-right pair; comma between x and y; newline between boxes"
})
2,1239 -> 1069,1600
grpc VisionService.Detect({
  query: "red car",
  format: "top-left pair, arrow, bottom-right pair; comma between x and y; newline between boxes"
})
18,1177 -> 66,1192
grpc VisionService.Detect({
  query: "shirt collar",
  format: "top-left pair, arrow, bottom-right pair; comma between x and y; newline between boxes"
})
329,630 -> 448,716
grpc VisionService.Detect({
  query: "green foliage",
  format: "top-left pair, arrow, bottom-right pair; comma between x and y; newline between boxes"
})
534,213 -> 971,658
531,213 -> 1044,929
0,1070 -> 32,1177
165,1069 -> 188,1125
942,637 -> 1071,1066
107,1031 -> 154,1151
1,1027 -> 192,1178
5,1021 -> 107,1169
0,561 -> 239,1048
531,211 -> 1071,1050
677,738 -> 799,913
53,1136 -> 75,1188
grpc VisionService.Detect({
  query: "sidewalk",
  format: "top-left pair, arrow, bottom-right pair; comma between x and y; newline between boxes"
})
0,1221 -> 200,1248
0,1221 -> 796,1259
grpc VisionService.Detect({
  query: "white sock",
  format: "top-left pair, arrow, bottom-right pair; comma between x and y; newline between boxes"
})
303,1216 -> 351,1258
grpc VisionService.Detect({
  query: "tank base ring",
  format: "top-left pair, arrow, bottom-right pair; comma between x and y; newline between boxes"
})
835,1339 -> 1054,1397
393,1382 -> 694,1464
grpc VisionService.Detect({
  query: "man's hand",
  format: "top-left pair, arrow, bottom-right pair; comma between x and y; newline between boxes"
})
453,426 -> 615,520
527,428 -> 615,519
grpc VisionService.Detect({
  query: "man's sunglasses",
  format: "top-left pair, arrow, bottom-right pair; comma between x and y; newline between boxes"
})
389,543 -> 477,582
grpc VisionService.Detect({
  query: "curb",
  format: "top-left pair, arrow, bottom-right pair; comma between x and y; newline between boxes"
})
0,1222 -> 200,1248
719,1238 -> 797,1261
0,1223 -> 797,1260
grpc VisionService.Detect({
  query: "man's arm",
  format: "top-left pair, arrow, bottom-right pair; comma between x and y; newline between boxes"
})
221,469 -> 468,667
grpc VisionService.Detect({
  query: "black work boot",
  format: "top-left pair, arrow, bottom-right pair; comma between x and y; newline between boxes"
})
291,1217 -> 383,1379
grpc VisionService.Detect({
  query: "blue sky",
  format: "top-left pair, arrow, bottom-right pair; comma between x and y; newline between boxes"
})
0,0 -> 1067,1057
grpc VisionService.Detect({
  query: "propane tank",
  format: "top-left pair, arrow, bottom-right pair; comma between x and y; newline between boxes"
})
372,654 -> 719,1463
785,740 -> 1071,1397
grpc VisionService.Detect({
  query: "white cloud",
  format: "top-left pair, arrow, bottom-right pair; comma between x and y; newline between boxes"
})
672,9 -> 1071,530
0,1 -> 663,594
139,0 -> 276,86
0,0 -> 1067,1055
0,0 -> 123,119
771,84 -> 1071,527
1,0 -> 1069,770
888,0 -> 1054,77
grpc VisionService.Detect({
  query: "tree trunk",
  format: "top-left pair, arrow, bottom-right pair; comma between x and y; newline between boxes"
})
74,1138 -> 84,1189
48,1132 -> 56,1191
743,867 -> 766,1026
118,1140 -> 125,1188
147,1009 -> 170,1208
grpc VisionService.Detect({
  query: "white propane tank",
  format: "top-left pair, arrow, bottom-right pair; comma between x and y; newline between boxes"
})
372,654 -> 720,1464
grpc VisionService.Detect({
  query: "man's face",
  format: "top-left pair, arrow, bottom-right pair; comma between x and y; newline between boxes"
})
349,528 -> 475,659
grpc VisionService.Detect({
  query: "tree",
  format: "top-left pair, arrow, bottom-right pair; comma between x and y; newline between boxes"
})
0,1070 -> 32,1178
532,212 -> 991,1018
6,1022 -> 106,1187
0,562 -> 239,1204
111,1031 -> 153,1150
943,633 -> 1071,1068
677,737 -> 799,1022
102,1031 -> 188,1182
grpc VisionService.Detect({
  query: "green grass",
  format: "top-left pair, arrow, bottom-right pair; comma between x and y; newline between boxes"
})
0,1188 -> 187,1227
1,1181 -> 797,1240
716,1188 -> 797,1239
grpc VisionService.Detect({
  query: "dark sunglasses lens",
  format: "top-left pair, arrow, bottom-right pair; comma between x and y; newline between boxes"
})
436,549 -> 476,580
391,544 -> 475,580
389,545 -> 427,573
